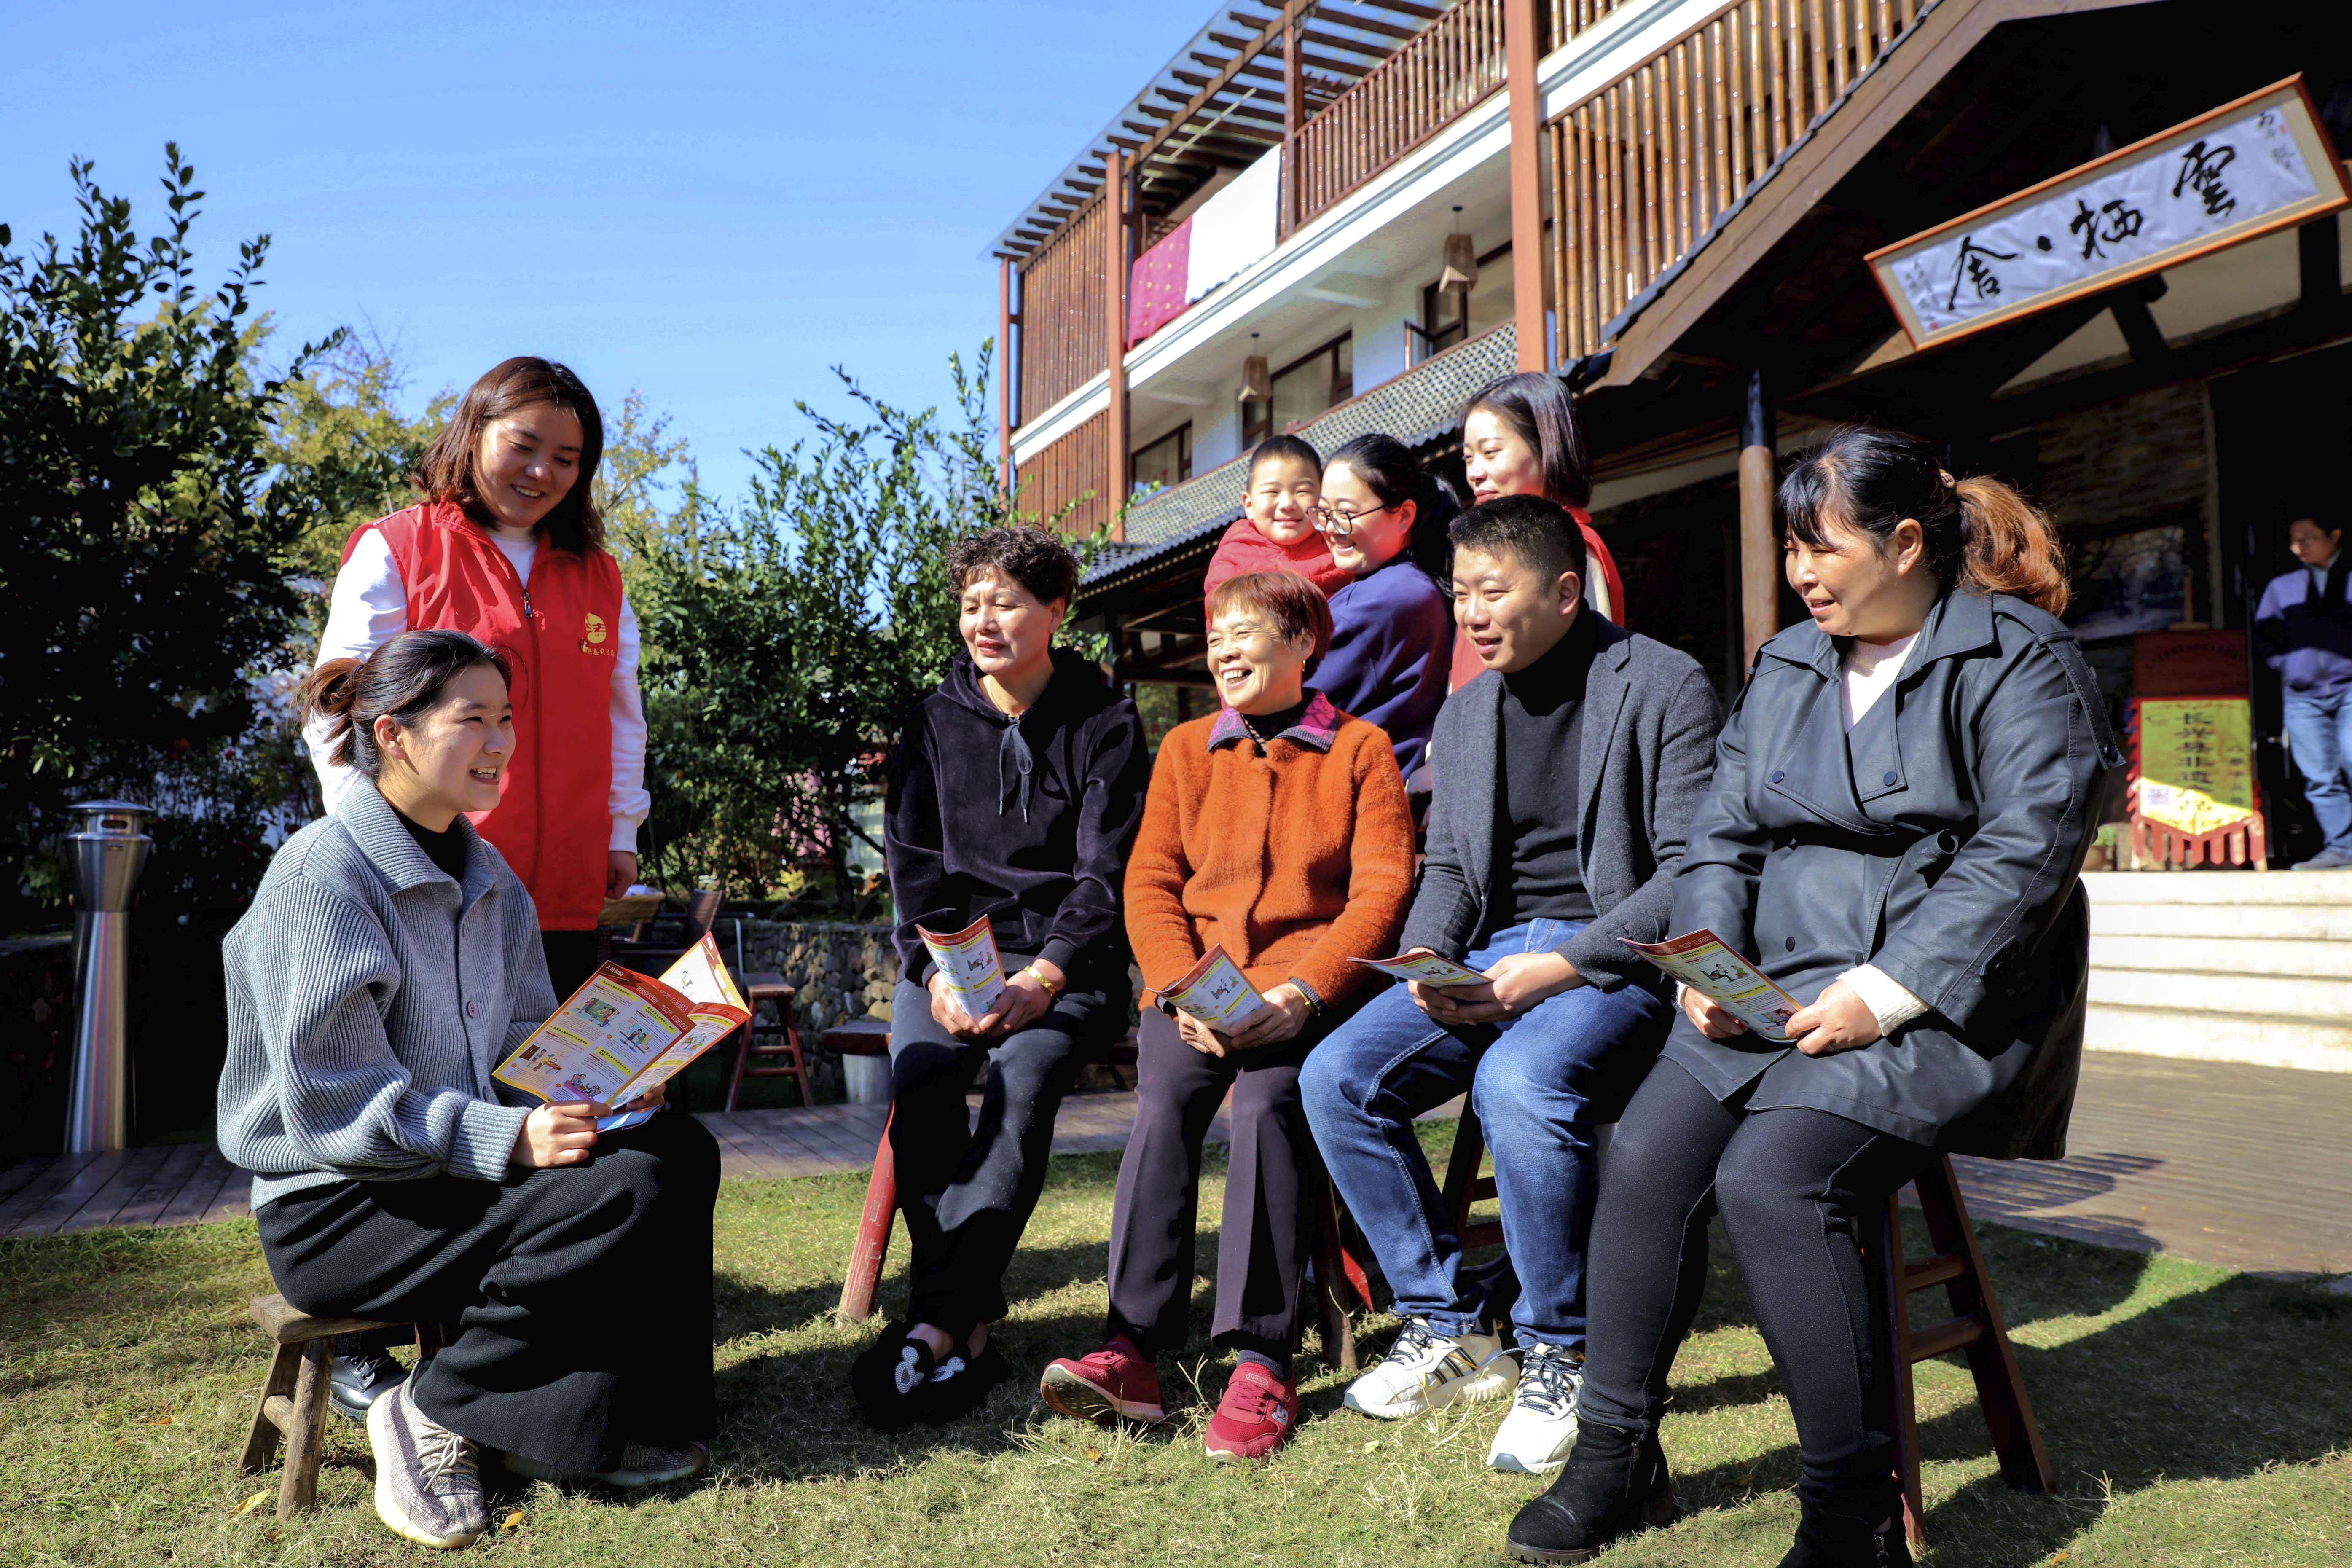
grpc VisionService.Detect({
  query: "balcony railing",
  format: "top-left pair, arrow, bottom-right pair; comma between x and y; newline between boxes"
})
1547,0 -> 1929,360
1293,0 -> 1510,227
1017,192 -> 1109,424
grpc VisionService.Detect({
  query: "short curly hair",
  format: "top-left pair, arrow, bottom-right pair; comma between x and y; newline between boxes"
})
946,526 -> 1081,605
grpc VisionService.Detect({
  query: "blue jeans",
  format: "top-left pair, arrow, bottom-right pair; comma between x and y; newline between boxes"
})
1300,920 -> 1671,1351
2284,688 -> 2352,855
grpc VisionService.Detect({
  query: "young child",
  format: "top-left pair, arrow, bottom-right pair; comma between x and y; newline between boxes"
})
1202,435 -> 1356,602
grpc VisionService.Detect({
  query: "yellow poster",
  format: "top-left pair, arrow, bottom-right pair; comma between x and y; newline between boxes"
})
2137,698 -> 2255,836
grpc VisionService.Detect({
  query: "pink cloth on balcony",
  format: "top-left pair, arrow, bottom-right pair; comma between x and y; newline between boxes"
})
1129,220 -> 1193,346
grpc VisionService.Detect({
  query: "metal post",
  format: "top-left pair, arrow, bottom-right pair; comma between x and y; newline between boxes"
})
66,799 -> 151,1153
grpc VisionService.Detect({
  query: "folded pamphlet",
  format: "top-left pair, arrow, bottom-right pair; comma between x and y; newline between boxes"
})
1351,951 -> 1490,988
1619,929 -> 1801,1042
918,915 -> 1007,1020
494,934 -> 751,1112
1156,945 -> 1266,1031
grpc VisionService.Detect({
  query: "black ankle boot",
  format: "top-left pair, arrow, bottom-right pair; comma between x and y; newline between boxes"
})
1776,1511 -> 1913,1568
1504,1418 -> 1675,1565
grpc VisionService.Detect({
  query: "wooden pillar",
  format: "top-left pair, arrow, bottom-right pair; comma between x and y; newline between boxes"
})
1738,369 -> 1780,673
1505,0 -> 1548,373
1104,149 -> 1129,543
1280,10 -> 1304,239
997,258 -> 1015,497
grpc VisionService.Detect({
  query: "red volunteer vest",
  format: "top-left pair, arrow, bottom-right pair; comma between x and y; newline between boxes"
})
344,502 -> 624,930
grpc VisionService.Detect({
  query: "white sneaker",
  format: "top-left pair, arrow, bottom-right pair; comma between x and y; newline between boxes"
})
1342,1318 -> 1515,1419
1487,1342 -> 1584,1475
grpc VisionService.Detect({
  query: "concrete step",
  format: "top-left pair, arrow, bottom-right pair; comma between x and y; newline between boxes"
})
2086,1004 -> 2352,1074
2083,868 -> 2352,906
2091,933 -> 2352,978
2086,966 -> 2352,1018
2089,902 -> 2352,940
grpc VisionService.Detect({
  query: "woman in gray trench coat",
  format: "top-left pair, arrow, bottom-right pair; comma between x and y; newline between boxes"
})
1506,428 -> 2123,1568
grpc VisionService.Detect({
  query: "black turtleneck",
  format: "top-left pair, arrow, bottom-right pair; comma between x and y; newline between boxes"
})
1240,694 -> 1314,752
1496,611 -> 1598,925
392,803 -> 471,883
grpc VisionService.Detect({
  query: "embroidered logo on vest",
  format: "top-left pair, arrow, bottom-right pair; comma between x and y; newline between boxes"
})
580,609 -> 615,656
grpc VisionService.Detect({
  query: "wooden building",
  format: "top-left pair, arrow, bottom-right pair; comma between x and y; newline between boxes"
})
990,1 -> 2352,857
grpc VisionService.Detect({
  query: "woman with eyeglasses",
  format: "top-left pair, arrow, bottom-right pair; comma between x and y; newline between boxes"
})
1311,434 -> 1458,797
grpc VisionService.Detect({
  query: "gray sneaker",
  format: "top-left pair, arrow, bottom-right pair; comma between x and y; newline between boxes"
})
503,1439 -> 709,1489
366,1377 -> 487,1549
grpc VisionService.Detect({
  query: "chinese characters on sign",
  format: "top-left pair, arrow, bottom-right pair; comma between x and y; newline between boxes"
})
1869,79 -> 2350,350
2136,698 -> 2256,838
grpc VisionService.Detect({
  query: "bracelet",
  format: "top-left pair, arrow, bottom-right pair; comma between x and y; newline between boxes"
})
1023,963 -> 1064,996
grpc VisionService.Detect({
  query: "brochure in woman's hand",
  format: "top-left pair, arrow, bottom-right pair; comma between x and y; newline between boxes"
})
1350,951 -> 1490,988
1156,945 -> 1265,1031
493,934 -> 751,1126
917,915 -> 1007,1021
1620,929 -> 1801,1042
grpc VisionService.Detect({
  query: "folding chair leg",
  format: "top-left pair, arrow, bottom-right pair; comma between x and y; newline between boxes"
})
838,1106 -> 898,1321
1881,1194 -> 1929,1557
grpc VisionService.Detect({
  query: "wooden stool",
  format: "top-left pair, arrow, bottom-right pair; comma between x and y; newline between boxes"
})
835,1025 -> 897,1320
1440,1099 -> 1504,1249
239,1295 -> 440,1518
724,972 -> 811,1110
1879,1156 -> 2056,1552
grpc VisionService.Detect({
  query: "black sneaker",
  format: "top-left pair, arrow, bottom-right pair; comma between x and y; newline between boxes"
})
916,1342 -> 1008,1426
849,1322 -> 939,1434
331,1346 -> 409,1426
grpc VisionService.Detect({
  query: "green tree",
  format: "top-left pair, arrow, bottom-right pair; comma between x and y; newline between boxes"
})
269,330 -> 445,600
0,146 -> 339,914
632,343 -> 1085,907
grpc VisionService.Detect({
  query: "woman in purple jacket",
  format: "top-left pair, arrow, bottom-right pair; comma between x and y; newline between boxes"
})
1312,434 -> 1458,801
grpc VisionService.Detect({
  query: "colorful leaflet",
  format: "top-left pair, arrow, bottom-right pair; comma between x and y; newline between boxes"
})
493,934 -> 750,1107
1157,945 -> 1266,1031
1350,950 -> 1491,988
918,915 -> 1007,1020
1619,929 -> 1802,1042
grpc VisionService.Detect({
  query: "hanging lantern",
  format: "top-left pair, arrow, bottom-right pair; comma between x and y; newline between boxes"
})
1440,231 -> 1478,293
1238,353 -> 1272,403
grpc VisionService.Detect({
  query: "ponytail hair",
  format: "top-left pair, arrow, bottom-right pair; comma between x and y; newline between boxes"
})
1779,426 -> 2069,617
300,630 -> 511,781
1324,432 -> 1462,583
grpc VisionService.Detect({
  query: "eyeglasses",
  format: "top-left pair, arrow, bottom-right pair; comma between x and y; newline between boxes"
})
1310,502 -> 1397,538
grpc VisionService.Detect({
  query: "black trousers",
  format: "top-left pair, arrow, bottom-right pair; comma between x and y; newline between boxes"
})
1578,1058 -> 1935,1515
1105,1006 -> 1331,1361
257,1113 -> 722,1473
886,964 -> 1128,1338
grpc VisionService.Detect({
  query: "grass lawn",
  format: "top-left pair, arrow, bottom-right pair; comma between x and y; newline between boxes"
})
3,1118 -> 2349,1567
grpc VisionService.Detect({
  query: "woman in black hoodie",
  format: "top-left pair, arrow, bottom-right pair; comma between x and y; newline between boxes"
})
850,526 -> 1149,1430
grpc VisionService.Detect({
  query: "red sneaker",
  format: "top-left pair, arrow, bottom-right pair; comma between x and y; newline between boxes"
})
1039,1337 -> 1164,1424
1203,1360 -> 1299,1463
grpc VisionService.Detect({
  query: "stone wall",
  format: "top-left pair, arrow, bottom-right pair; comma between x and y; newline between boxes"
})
733,919 -> 897,1034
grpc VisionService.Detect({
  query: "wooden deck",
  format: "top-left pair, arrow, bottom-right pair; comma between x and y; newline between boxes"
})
3,1051 -> 2349,1280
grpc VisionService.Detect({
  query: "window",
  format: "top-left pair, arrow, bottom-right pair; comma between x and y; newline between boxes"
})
1130,423 -> 1192,497
1413,241 -> 1514,365
1243,334 -> 1353,448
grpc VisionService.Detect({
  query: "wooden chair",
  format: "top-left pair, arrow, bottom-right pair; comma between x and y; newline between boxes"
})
1440,1099 -> 1504,1249
1879,1157 -> 2055,1553
240,1295 -> 440,1518
723,973 -> 812,1110
607,885 -> 725,975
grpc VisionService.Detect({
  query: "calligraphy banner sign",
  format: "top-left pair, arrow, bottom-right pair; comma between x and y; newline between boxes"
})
1867,77 -> 2349,351
2136,698 -> 2257,837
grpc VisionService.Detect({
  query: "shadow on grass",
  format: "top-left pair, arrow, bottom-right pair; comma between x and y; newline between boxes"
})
1656,1225 -> 2352,1565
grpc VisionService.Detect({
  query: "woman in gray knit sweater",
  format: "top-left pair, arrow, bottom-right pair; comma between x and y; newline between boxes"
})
217,631 -> 720,1551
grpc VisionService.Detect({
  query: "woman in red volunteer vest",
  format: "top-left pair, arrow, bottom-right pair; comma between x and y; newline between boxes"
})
310,357 -> 644,1002
1448,371 -> 1626,689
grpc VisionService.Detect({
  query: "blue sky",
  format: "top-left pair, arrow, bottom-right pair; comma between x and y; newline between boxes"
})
1,1 -> 1194,502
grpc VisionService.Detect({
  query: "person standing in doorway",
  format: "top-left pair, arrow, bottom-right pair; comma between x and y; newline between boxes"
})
307,358 -> 647,1428
2256,512 -> 2352,869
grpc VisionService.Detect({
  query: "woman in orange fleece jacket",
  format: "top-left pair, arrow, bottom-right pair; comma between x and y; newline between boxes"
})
1040,571 -> 1415,1463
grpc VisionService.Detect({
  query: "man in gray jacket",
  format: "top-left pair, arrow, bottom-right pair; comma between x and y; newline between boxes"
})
1301,494 -> 1720,1478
